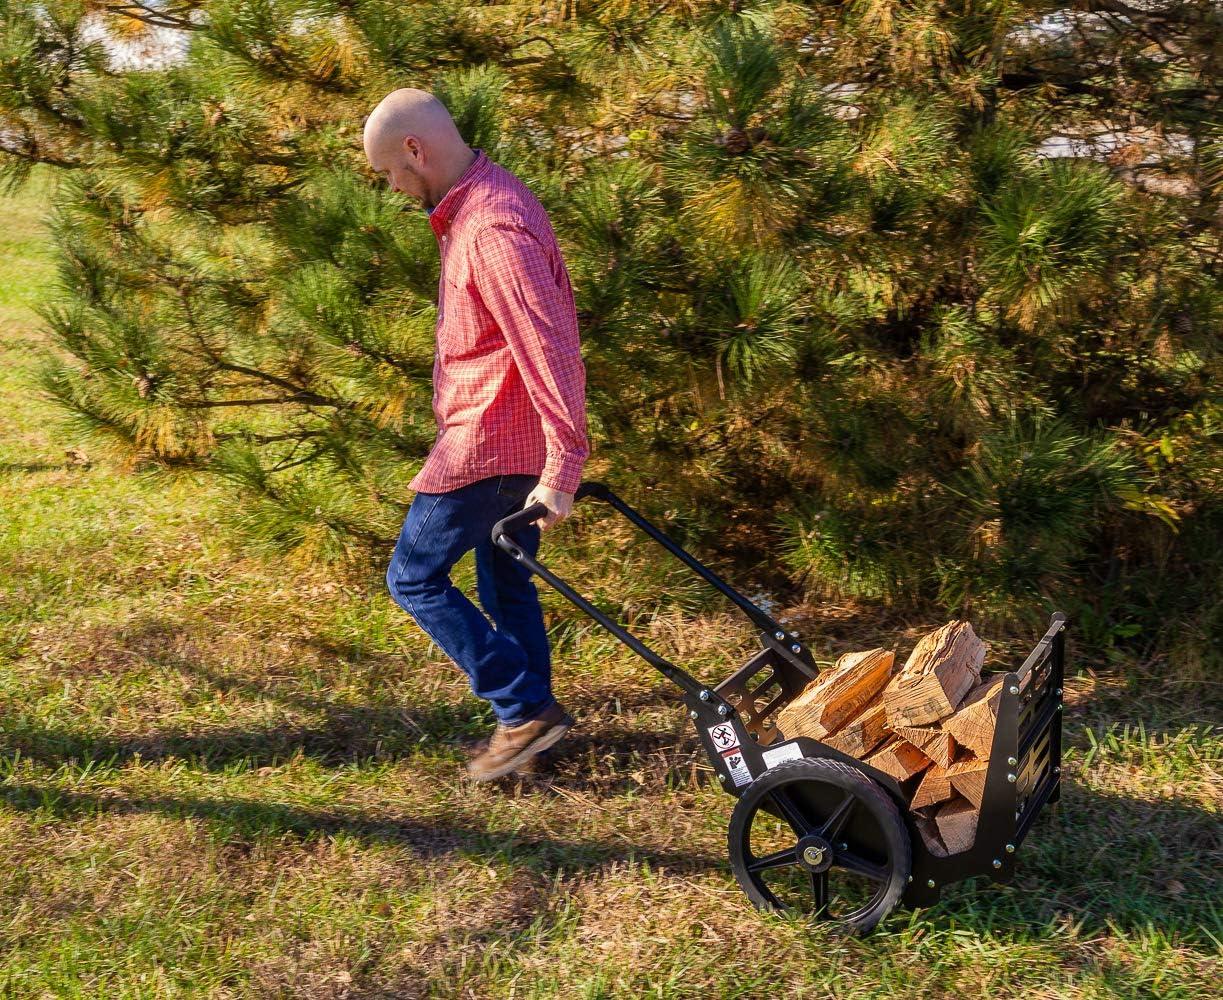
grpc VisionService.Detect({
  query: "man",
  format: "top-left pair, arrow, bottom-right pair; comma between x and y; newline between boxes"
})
363,89 -> 589,781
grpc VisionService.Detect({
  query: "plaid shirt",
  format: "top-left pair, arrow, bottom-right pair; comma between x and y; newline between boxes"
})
407,148 -> 589,495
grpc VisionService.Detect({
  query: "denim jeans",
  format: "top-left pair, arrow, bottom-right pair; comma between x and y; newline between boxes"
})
385,473 -> 554,726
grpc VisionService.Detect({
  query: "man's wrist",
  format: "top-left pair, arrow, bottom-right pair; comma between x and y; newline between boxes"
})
539,454 -> 585,494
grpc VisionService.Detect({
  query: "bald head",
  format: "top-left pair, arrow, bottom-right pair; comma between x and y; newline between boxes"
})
364,88 -> 462,161
363,88 -> 475,212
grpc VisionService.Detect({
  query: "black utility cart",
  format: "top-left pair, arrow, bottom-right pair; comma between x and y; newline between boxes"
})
492,481 -> 1067,933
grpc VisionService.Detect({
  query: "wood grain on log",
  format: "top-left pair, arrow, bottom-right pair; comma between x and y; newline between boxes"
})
823,702 -> 890,758
946,757 -> 990,809
883,621 -> 985,727
894,723 -> 958,768
910,763 -> 959,809
777,647 -> 896,740
865,737 -> 931,782
943,675 -> 1005,758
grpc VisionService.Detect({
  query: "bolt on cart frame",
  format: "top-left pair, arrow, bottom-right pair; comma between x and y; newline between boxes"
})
492,481 -> 1066,932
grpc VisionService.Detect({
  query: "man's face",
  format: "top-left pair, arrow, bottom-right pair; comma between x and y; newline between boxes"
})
368,135 -> 430,209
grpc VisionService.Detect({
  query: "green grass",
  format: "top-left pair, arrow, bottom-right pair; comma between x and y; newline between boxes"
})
1,166 -> 1219,998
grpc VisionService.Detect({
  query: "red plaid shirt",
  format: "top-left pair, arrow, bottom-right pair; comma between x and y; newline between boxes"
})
407,148 -> 589,495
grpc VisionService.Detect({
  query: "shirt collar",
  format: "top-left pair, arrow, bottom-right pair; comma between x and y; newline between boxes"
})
427,147 -> 489,236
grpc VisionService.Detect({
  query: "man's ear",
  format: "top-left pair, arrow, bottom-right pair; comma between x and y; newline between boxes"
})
401,133 -> 423,164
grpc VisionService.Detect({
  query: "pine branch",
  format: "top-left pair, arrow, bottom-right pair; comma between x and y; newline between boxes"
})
100,2 -> 205,32
0,138 -> 85,170
210,361 -> 344,409
998,71 -> 1118,101
509,34 -> 559,55
268,445 -> 327,473
214,429 -> 328,444
170,286 -> 348,413
179,396 -> 324,409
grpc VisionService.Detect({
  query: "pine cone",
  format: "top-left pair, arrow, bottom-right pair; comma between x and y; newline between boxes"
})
716,127 -> 751,154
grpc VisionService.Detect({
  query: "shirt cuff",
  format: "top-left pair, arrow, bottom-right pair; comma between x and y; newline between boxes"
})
539,451 -> 586,495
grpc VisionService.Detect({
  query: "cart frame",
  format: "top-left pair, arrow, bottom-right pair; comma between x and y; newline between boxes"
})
492,480 -> 1065,909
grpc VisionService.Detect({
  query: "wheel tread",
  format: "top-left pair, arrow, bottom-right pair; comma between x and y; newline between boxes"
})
727,756 -> 912,934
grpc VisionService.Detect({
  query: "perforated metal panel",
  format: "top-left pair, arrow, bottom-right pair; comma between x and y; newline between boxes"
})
714,642 -> 816,746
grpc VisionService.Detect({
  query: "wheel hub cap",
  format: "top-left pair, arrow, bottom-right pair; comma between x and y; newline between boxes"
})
796,834 -> 834,873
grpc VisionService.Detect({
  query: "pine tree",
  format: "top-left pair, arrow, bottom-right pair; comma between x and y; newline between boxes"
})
2,0 -> 1218,659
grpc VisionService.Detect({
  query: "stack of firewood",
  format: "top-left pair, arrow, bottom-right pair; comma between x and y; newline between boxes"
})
776,621 -> 1010,857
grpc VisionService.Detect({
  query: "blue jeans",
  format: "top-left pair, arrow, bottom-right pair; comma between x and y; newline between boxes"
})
385,473 -> 554,726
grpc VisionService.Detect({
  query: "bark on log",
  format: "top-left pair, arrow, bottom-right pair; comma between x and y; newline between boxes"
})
883,621 -> 985,727
913,812 -> 949,857
823,701 -> 890,758
777,648 -> 895,740
943,675 -> 1005,758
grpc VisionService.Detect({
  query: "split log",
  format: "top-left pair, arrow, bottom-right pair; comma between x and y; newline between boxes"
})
913,812 -> 949,857
934,796 -> 979,854
865,737 -> 931,783
823,702 -> 890,758
777,648 -> 895,740
910,763 -> 958,809
946,757 -> 990,809
894,723 -> 958,768
943,675 -> 1005,758
883,621 -> 985,727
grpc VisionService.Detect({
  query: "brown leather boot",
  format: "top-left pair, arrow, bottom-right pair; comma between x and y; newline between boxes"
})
465,701 -> 574,782
463,736 -> 490,760
464,736 -> 553,774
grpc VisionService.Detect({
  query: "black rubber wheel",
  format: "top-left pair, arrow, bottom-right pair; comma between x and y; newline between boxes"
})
727,757 -> 911,934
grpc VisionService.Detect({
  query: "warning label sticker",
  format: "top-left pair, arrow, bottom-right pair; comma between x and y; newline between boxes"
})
707,723 -> 740,754
721,749 -> 754,787
761,741 -> 804,769
707,723 -> 753,785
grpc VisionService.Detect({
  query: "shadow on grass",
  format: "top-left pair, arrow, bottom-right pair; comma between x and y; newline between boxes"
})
0,701 -> 480,771
7,606 -> 703,783
0,702 -> 711,806
0,768 -> 1216,950
1,632 -> 701,780
0,779 -> 720,877
0,740 -> 1217,957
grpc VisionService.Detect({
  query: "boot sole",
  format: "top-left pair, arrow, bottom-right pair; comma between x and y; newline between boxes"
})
466,716 -> 573,782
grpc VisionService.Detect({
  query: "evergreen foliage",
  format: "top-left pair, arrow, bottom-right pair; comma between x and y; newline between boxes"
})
2,0 -> 1218,663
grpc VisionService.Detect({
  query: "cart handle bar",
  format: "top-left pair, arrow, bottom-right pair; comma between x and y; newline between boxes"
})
490,480 -> 819,703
